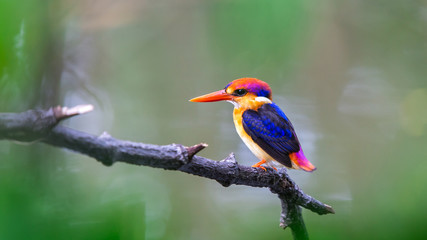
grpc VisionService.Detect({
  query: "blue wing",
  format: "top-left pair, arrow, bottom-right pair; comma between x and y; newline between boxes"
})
242,103 -> 301,168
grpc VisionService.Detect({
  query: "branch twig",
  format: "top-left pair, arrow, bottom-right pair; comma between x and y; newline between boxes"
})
0,105 -> 334,239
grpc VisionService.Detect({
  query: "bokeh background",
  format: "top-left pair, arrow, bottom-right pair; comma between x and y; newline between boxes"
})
1,0 -> 426,239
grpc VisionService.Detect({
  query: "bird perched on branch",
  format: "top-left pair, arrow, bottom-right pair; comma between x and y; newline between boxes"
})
190,78 -> 316,172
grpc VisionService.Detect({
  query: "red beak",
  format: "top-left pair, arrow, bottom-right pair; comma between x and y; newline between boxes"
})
189,89 -> 233,102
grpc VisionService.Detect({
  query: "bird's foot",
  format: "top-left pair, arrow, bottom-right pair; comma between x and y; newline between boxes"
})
252,159 -> 267,171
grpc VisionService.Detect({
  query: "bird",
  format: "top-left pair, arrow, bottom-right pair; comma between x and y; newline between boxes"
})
190,78 -> 316,172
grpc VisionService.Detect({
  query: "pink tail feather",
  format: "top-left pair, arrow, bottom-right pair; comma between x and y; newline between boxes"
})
289,149 -> 316,172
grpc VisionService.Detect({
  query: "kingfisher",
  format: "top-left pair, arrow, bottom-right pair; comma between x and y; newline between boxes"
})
190,78 -> 316,172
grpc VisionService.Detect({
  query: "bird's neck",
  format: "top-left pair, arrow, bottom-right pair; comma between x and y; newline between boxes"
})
233,96 -> 272,111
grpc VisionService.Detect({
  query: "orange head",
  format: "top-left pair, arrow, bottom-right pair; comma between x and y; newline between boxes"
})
190,78 -> 272,109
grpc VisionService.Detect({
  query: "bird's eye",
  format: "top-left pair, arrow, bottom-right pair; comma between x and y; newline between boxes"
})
233,89 -> 247,96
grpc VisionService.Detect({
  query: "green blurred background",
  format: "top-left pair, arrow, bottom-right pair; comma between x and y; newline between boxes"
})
1,0 -> 426,239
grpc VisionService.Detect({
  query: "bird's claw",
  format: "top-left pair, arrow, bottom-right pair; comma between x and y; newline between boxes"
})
255,165 -> 267,171
252,159 -> 267,171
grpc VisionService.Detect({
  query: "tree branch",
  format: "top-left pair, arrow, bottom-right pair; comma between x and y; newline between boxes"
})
0,106 -> 334,239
